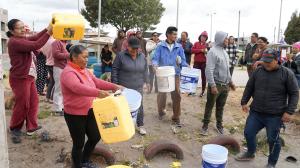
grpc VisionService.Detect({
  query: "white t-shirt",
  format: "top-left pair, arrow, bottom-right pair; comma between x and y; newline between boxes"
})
28,53 -> 37,78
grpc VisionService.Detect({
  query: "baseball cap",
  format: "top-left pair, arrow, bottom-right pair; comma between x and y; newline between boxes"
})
261,48 -> 278,63
292,42 -> 300,49
128,37 -> 140,49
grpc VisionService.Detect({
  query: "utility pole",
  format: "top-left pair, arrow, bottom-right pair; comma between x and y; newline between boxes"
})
78,0 -> 80,13
97,0 -> 101,63
277,0 -> 283,43
237,10 -> 241,50
209,12 -> 216,41
176,0 -> 179,28
274,26 -> 276,43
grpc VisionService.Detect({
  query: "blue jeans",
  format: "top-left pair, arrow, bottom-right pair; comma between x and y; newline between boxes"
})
244,111 -> 282,166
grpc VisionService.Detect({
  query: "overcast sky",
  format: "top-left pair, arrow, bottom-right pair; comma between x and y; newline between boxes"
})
1,0 -> 300,43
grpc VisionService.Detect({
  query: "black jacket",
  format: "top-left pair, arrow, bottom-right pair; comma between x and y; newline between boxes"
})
112,50 -> 149,90
243,43 -> 257,65
241,66 -> 299,115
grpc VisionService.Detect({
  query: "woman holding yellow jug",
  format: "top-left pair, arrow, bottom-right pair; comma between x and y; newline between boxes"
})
60,45 -> 123,168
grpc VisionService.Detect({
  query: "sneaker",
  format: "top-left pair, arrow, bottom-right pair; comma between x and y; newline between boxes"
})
81,161 -> 99,168
188,92 -> 196,96
54,111 -> 64,116
216,125 -> 224,135
11,129 -> 22,144
158,110 -> 167,120
235,152 -> 255,161
138,126 -> 147,135
171,120 -> 182,127
266,164 -> 275,168
11,129 -> 22,137
200,125 -> 209,136
26,126 -> 42,136
200,92 -> 205,97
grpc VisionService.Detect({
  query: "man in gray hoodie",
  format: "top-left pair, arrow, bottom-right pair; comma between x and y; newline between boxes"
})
201,31 -> 236,135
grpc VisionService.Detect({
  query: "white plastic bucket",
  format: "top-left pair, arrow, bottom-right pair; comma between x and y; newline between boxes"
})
121,89 -> 142,123
156,66 -> 176,92
202,144 -> 228,168
180,67 -> 200,93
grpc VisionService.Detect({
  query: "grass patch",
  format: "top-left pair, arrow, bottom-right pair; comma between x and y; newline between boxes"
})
38,110 -> 52,119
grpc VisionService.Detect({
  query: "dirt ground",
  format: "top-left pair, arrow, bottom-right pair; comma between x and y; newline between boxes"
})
4,80 -> 300,168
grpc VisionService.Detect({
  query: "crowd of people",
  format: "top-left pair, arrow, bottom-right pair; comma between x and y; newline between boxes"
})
5,17 -> 300,168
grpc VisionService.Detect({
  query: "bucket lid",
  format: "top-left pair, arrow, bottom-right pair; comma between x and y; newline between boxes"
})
202,144 -> 228,162
121,89 -> 142,111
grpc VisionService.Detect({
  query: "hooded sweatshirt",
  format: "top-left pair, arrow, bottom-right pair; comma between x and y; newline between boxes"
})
205,31 -> 232,87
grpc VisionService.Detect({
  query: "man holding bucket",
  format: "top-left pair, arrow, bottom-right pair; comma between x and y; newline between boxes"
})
152,26 -> 188,127
236,48 -> 299,168
201,31 -> 236,135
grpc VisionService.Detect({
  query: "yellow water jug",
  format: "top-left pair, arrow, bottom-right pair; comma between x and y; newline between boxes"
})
106,165 -> 132,168
51,13 -> 85,40
93,93 -> 135,144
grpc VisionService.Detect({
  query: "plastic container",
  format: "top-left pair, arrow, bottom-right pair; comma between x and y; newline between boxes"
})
180,67 -> 200,93
156,66 -> 176,92
121,89 -> 142,124
106,165 -> 132,168
93,93 -> 135,144
52,13 -> 85,40
202,144 -> 228,168
88,57 -> 98,67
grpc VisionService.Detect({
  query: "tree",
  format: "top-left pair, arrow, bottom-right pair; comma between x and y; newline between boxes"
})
81,0 -> 165,32
284,11 -> 300,44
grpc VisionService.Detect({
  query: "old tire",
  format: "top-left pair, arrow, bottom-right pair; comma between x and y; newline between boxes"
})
144,140 -> 184,160
93,145 -> 116,165
208,135 -> 241,153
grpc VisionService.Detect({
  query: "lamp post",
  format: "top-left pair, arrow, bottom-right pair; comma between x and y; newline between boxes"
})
209,12 -> 216,41
277,0 -> 283,43
237,10 -> 241,50
176,0 -> 179,28
97,0 -> 101,63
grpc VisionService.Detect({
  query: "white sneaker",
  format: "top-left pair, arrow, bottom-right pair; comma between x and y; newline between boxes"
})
138,127 -> 147,135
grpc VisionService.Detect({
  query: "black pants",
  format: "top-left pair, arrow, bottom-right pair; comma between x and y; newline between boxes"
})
229,66 -> 234,76
36,54 -> 48,94
64,109 -> 101,168
46,66 -> 54,100
136,88 -> 144,127
149,65 -> 158,93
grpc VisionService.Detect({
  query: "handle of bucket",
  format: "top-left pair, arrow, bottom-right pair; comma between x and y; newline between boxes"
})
51,18 -> 56,25
113,90 -> 122,97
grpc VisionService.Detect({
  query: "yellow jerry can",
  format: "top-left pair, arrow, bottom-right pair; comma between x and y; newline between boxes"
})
51,13 -> 85,40
93,93 -> 135,144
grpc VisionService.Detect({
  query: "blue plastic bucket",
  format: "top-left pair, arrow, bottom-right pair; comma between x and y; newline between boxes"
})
180,67 -> 200,93
121,89 -> 142,124
202,144 -> 228,168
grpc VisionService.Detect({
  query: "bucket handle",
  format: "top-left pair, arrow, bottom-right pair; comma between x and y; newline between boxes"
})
113,90 -> 122,97
52,18 -> 56,25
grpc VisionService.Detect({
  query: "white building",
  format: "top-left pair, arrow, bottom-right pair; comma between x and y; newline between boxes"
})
0,8 -> 8,54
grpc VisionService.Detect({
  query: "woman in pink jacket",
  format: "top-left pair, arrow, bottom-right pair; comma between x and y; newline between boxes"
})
61,45 -> 122,168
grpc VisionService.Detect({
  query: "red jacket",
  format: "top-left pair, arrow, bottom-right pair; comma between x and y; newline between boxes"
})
61,63 -> 117,115
52,40 -> 69,69
191,41 -> 207,63
8,29 -> 50,79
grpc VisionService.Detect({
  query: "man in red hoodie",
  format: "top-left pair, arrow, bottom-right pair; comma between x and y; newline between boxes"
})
191,31 -> 208,97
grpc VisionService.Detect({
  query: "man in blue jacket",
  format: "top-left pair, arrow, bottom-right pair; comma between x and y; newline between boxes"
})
152,26 -> 188,127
